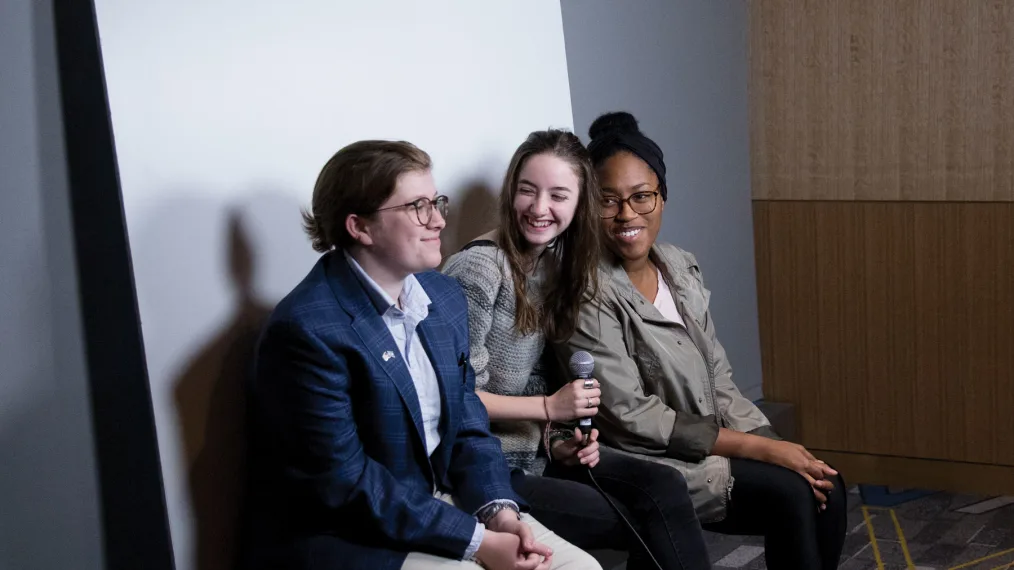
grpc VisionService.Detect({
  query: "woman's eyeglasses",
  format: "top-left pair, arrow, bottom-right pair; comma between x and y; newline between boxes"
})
600,190 -> 659,219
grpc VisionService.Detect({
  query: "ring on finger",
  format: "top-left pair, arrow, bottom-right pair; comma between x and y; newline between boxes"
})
586,397 -> 594,408
583,380 -> 595,389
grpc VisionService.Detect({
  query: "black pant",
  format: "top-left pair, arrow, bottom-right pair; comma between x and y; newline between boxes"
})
512,447 -> 712,570
704,458 -> 847,570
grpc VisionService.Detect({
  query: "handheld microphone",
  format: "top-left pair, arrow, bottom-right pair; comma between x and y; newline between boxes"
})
567,350 -> 663,569
568,351 -> 595,435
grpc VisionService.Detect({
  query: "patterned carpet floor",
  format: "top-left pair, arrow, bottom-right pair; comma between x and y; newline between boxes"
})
704,487 -> 1014,570
596,486 -> 1014,569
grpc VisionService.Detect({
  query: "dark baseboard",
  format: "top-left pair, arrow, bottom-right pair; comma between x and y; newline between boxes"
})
812,450 -> 1014,496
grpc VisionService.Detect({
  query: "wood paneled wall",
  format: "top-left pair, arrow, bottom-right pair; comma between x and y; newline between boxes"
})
754,201 -> 1014,466
750,1 -> 1014,491
751,0 -> 1014,201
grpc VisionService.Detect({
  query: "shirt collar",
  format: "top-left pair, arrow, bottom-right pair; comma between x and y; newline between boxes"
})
344,251 -> 431,319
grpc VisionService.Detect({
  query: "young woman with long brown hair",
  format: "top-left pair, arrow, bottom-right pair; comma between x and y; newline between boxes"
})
443,129 -> 712,570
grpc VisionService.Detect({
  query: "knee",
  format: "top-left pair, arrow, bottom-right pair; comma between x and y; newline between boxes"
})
826,471 -> 848,511
630,461 -> 690,494
812,468 -> 847,503
830,470 -> 846,495
629,463 -> 694,514
770,468 -> 820,512
661,464 -> 690,494
772,468 -> 849,519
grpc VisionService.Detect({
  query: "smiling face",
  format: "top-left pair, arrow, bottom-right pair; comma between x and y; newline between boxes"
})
357,169 -> 446,276
597,151 -> 664,264
512,153 -> 581,253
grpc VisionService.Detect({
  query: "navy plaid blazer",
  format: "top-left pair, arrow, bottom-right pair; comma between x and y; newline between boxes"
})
242,252 -> 524,570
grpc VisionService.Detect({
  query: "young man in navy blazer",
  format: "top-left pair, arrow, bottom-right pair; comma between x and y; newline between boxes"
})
242,140 -> 600,570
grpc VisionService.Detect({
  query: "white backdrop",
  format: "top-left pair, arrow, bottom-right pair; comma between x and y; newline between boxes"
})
94,1 -> 574,567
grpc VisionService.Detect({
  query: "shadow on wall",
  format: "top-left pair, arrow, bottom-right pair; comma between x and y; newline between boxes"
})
129,190 -> 315,570
441,179 -> 499,261
172,209 -> 273,570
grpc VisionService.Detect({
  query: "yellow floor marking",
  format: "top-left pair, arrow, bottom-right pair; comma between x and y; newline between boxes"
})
949,547 -> 1014,569
889,508 -> 916,568
863,502 -> 1014,570
862,506 -> 886,570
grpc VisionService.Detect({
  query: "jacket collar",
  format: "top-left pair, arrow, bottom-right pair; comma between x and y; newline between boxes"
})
600,244 -> 715,370
324,251 -> 382,321
344,251 -> 431,323
601,244 -> 695,324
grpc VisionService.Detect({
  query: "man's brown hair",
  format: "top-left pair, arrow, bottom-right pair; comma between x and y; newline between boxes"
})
302,140 -> 431,252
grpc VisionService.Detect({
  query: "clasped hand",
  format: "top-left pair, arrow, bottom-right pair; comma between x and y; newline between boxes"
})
476,509 -> 553,570
760,439 -> 838,511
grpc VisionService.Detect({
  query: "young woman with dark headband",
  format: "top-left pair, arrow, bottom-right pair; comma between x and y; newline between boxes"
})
558,111 -> 848,570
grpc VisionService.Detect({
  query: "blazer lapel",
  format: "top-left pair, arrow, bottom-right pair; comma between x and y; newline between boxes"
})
325,254 -> 427,448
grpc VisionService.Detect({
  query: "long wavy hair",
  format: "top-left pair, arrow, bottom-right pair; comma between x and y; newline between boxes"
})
497,129 -> 601,343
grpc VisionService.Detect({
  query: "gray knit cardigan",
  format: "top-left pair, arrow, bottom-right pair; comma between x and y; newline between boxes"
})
442,240 -> 557,475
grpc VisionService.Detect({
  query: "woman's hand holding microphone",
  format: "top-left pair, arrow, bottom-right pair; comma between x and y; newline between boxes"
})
546,378 -> 601,467
545,378 -> 600,422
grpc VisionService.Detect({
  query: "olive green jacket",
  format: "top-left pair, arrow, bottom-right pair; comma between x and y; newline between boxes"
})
557,242 -> 778,522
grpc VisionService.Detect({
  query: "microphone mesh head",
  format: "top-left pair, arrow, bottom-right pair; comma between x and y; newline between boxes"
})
569,351 -> 595,377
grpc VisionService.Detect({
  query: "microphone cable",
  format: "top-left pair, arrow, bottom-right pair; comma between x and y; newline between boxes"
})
569,350 -> 664,569
582,454 -> 664,570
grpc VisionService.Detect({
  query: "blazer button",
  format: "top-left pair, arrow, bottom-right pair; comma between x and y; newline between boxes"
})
677,340 -> 682,345
707,477 -> 713,483
698,397 -> 703,403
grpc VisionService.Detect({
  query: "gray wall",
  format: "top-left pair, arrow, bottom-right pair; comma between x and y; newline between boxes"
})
561,0 -> 762,399
0,1 -> 105,568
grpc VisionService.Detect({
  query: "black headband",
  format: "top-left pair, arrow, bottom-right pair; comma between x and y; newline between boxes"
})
587,112 -> 667,201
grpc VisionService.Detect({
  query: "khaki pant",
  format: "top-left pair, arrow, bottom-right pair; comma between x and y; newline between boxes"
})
401,493 -> 601,570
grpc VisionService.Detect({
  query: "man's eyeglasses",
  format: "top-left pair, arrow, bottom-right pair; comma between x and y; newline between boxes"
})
374,195 -> 450,226
600,190 -> 660,219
